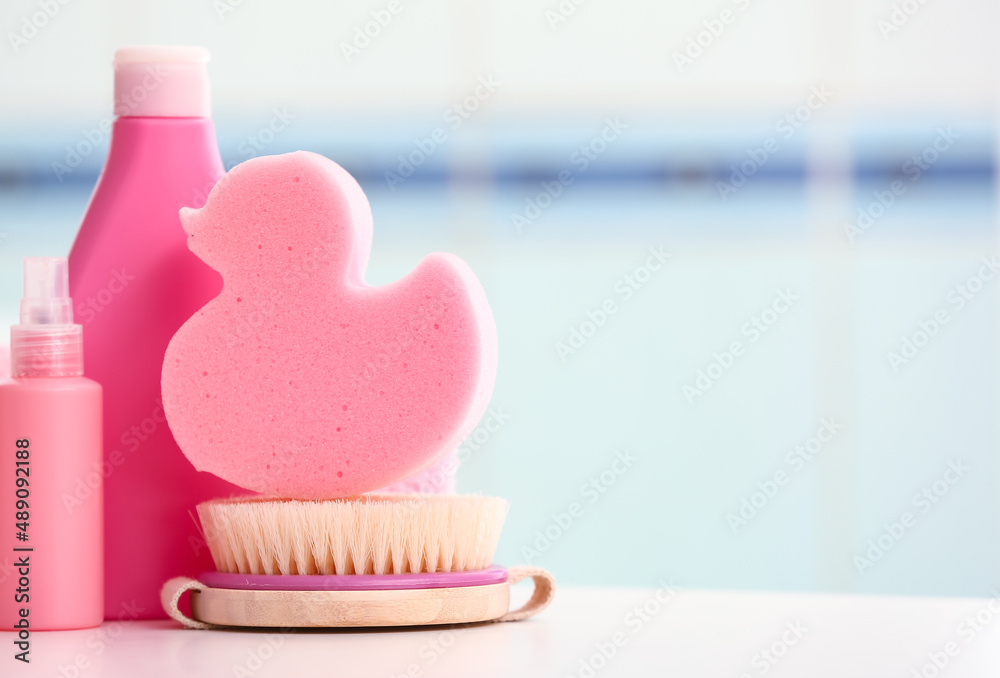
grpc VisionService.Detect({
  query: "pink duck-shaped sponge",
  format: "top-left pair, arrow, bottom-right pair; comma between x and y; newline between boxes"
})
161,151 -> 497,499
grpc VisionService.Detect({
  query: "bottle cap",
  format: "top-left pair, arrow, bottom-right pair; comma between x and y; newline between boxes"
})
113,45 -> 212,118
20,256 -> 73,325
10,257 -> 83,378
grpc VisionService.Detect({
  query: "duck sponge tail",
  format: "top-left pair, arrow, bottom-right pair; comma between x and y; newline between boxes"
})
161,151 -> 497,499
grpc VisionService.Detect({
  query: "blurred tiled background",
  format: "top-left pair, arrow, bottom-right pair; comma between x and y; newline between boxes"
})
0,0 -> 997,596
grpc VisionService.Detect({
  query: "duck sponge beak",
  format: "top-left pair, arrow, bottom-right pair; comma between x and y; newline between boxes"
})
179,206 -> 200,236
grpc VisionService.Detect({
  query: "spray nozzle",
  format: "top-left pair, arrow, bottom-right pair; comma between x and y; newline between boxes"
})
20,257 -> 74,326
10,257 -> 83,378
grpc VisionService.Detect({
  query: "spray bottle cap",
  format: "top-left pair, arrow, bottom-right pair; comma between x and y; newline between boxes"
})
10,257 -> 83,378
20,257 -> 73,325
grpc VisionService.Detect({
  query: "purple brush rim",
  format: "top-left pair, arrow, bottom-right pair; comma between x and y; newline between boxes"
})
199,566 -> 509,591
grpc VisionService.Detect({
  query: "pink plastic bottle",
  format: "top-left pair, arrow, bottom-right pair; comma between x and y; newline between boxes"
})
0,258 -> 103,633
68,46 -> 243,620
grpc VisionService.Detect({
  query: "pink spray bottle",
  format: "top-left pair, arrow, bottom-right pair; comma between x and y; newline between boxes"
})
0,258 -> 103,633
68,46 -> 244,619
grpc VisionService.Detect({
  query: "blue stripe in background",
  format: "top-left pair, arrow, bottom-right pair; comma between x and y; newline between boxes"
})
1,118 -> 994,192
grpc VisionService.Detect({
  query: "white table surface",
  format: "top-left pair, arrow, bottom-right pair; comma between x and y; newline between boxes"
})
7,586 -> 1000,677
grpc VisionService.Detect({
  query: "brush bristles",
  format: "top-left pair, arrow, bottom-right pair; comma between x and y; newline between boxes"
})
196,494 -> 509,576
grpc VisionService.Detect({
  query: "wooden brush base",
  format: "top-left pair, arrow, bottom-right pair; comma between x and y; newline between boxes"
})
162,566 -> 554,629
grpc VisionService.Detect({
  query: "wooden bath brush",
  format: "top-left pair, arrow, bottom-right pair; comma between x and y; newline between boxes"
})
161,496 -> 554,628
